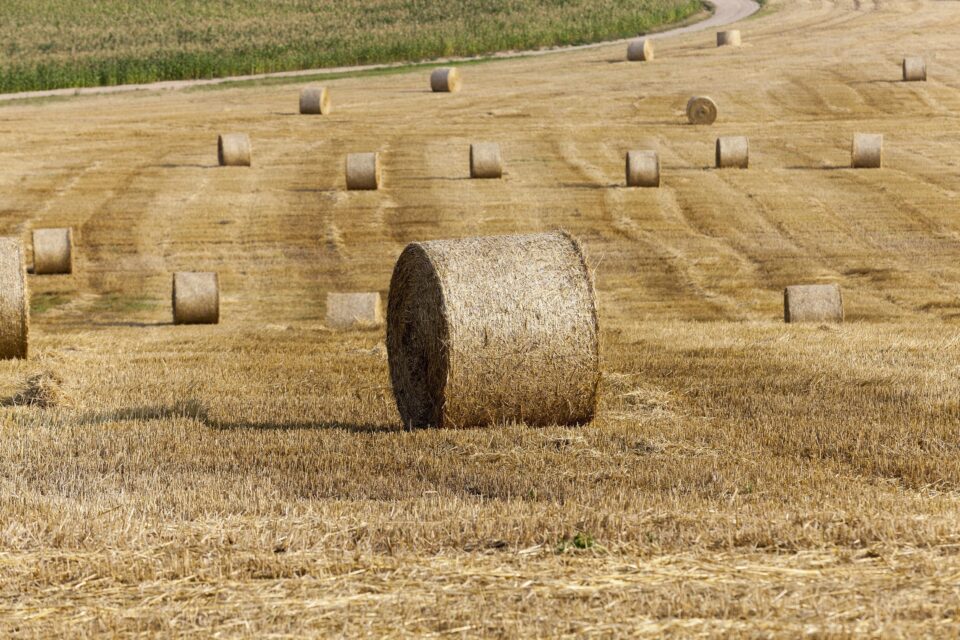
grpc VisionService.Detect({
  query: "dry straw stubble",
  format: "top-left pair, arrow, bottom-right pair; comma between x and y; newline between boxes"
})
430,67 -> 461,92
852,133 -> 883,168
386,230 -> 600,429
717,30 -> 742,46
217,133 -> 252,166
715,136 -> 749,168
172,272 -> 219,325
469,143 -> 503,179
686,96 -> 718,124
626,150 -> 660,187
326,292 -> 383,329
299,86 -> 332,114
345,153 -> 381,190
0,238 -> 28,359
902,56 -> 926,81
784,284 -> 844,323
627,38 -> 654,61
32,227 -> 73,274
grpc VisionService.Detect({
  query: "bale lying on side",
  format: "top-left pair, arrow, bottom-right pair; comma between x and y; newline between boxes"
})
851,133 -> 883,168
902,56 -> 926,82
783,284 -> 843,323
299,87 -> 332,114
470,143 -> 503,179
0,238 -> 28,359
627,39 -> 654,61
626,150 -> 660,187
217,134 -> 251,167
717,30 -> 742,47
345,152 -> 381,190
686,96 -> 718,125
386,230 -> 600,429
172,272 -> 219,325
715,136 -> 749,168
32,227 -> 73,275
326,292 -> 383,329
430,68 -> 461,93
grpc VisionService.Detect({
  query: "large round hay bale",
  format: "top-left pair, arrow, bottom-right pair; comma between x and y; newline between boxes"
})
345,152 -> 381,190
851,133 -> 883,169
625,150 -> 660,187
430,67 -> 461,93
172,271 -> 219,325
469,143 -> 503,179
217,134 -> 251,167
386,230 -> 600,429
715,136 -> 749,169
626,39 -> 654,61
0,238 -> 28,359
686,96 -> 718,125
32,227 -> 73,275
326,292 -> 383,329
784,284 -> 843,323
299,86 -> 332,114
902,56 -> 926,82
717,30 -> 742,47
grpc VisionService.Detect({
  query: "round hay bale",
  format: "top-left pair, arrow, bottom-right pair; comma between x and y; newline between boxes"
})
625,150 -> 660,187
715,136 -> 749,169
345,152 -> 381,190
172,271 -> 219,325
386,230 -> 600,429
686,96 -> 718,125
627,39 -> 654,61
717,30 -> 742,47
902,56 -> 926,82
851,133 -> 883,169
469,143 -> 503,179
299,86 -> 332,114
430,67 -> 461,93
32,227 -> 73,275
326,292 -> 383,329
783,284 -> 843,323
0,238 -> 28,359
217,133 -> 251,167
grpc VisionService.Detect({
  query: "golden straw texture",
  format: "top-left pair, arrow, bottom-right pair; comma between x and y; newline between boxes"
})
626,39 -> 654,61
32,227 -> 72,275
715,136 -> 749,169
326,292 -> 383,329
626,150 -> 660,187
469,143 -> 503,179
784,284 -> 844,323
345,152 -> 381,190
902,56 -> 926,81
717,30 -> 742,46
0,238 -> 28,359
172,272 -> 219,325
299,87 -> 332,114
430,67 -> 461,93
217,133 -> 251,167
852,133 -> 883,168
686,96 -> 718,125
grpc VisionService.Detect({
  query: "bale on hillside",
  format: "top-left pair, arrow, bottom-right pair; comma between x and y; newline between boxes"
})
0,238 -> 28,359
217,134 -> 251,167
715,136 -> 749,168
32,227 -> 73,275
346,152 -> 381,190
172,272 -> 219,325
902,56 -> 926,82
626,150 -> 660,187
783,284 -> 843,323
326,292 -> 382,329
470,143 -> 503,179
299,87 -> 332,114
430,68 -> 461,93
851,133 -> 882,168
627,39 -> 654,61
686,96 -> 718,125
386,230 -> 600,429
717,30 -> 742,47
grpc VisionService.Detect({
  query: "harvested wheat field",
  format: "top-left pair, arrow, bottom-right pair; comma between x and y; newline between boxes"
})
1,0 -> 960,636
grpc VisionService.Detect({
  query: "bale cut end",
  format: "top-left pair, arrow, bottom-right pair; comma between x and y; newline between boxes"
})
902,56 -> 926,81
300,87 -> 332,114
470,143 -> 503,179
686,96 -> 718,125
626,150 -> 660,187
784,284 -> 843,323
431,68 -> 461,93
0,238 -> 29,359
326,292 -> 383,329
627,39 -> 654,61
717,30 -> 742,47
218,134 -> 252,167
715,136 -> 749,169
346,152 -> 381,190
32,227 -> 73,275
172,272 -> 219,325
851,133 -> 883,169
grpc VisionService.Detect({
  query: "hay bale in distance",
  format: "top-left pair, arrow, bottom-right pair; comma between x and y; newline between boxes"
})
626,150 -> 660,187
715,136 -> 749,169
686,96 -> 718,125
217,133 -> 251,167
299,86 -> 332,114
783,284 -> 843,323
386,230 -> 600,429
0,238 -> 28,359
345,152 -> 381,190
172,272 -> 219,325
326,292 -> 383,329
851,133 -> 883,168
470,143 -> 503,179
627,39 -> 654,61
430,67 -> 461,93
32,227 -> 73,275
717,30 -> 742,47
902,56 -> 926,82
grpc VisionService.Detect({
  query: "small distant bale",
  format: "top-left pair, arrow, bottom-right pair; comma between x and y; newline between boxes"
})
686,96 -> 718,125
430,68 -> 461,93
326,292 -> 383,329
715,136 -> 749,169
717,30 -> 742,47
902,56 -> 926,82
32,228 -> 73,275
783,284 -> 843,323
345,152 -> 381,190
625,150 -> 660,187
299,87 -> 332,114
627,39 -> 654,61
0,238 -> 28,359
470,143 -> 503,179
172,272 -> 219,325
217,133 -> 251,167
851,133 -> 883,168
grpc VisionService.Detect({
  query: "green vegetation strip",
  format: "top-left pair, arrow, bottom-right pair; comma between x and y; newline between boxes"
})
0,0 -> 702,93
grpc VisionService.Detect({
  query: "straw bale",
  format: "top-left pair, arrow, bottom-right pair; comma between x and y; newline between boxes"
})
470,143 -> 503,179
851,133 -> 882,168
172,272 -> 219,325
299,87 -> 332,114
346,152 -> 381,190
626,150 -> 660,187
32,227 -> 73,275
902,56 -> 926,81
784,284 -> 844,323
0,238 -> 28,359
715,136 -> 749,169
217,133 -> 251,167
686,96 -> 718,125
326,292 -> 382,329
717,30 -> 742,46
430,68 -> 461,93
627,39 -> 654,61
